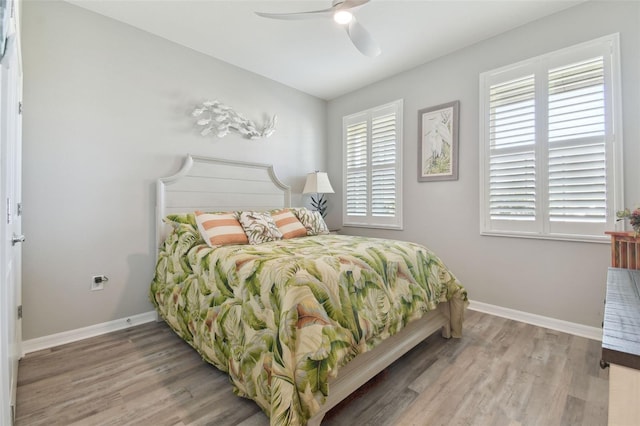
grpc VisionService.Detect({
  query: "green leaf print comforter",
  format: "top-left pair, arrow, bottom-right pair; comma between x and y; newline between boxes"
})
150,224 -> 467,425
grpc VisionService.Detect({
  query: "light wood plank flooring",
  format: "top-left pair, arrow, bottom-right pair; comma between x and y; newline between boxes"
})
16,310 -> 608,425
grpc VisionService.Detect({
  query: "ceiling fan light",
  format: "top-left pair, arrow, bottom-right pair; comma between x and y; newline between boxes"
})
333,10 -> 353,25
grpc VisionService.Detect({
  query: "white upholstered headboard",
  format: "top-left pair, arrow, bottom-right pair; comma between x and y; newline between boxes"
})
156,155 -> 291,247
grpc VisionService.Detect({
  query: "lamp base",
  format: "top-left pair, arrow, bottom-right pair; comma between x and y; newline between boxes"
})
310,193 -> 328,218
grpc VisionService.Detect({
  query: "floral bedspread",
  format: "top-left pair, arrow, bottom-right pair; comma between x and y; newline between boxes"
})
150,224 -> 467,425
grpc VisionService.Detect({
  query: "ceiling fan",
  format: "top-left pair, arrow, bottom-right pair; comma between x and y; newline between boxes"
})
255,0 -> 381,57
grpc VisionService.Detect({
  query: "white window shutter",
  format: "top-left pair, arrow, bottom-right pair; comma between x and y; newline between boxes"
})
371,110 -> 397,217
480,34 -> 622,242
345,118 -> 368,217
343,100 -> 403,229
488,75 -> 537,222
547,57 -> 607,224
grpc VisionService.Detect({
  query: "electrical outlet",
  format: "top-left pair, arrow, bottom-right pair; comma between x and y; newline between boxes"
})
90,275 -> 108,291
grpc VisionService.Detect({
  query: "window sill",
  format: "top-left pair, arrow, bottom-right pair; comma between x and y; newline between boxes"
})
480,230 -> 610,244
343,223 -> 403,231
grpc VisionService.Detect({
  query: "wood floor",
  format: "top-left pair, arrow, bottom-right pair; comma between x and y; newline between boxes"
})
16,310 -> 609,425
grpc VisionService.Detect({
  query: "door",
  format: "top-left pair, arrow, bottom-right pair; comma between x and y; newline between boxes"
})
0,9 -> 23,425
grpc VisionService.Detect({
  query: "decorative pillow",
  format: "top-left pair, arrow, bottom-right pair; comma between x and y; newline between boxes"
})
161,210 -> 201,238
162,214 -> 202,246
238,211 -> 283,244
164,221 -> 202,256
194,211 -> 249,248
164,213 -> 198,229
271,209 -> 308,239
291,207 -> 329,236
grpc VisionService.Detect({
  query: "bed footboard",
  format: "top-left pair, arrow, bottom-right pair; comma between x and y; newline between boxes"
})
307,302 -> 458,425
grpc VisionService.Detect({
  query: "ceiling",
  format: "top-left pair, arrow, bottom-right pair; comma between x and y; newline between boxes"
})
66,0 -> 582,100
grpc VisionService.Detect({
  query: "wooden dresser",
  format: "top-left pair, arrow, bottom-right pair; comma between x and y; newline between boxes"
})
602,231 -> 640,425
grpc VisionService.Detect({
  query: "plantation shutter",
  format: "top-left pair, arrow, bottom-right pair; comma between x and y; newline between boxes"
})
480,34 -> 621,241
547,57 -> 606,223
488,75 -> 536,222
343,100 -> 403,229
371,109 -> 397,217
345,117 -> 368,217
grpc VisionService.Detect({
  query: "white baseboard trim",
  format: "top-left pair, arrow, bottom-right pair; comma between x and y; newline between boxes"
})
22,302 -> 602,355
22,310 -> 158,355
468,300 -> 602,342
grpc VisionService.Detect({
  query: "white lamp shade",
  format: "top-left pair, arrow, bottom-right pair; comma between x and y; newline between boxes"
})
303,172 -> 335,194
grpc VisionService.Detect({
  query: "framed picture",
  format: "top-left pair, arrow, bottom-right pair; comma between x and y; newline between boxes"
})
418,100 -> 459,181
0,0 -> 13,61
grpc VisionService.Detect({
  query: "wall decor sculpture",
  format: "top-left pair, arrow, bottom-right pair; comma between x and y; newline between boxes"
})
193,100 -> 277,139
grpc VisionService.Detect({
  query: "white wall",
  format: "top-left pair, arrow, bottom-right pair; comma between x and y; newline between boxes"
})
21,0 -> 640,341
326,1 -> 640,328
21,1 -> 327,340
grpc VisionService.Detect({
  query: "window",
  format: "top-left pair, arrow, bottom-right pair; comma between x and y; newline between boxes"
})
479,34 -> 623,242
343,99 -> 403,229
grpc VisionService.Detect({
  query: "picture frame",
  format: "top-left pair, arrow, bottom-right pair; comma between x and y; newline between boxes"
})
0,0 -> 13,61
418,100 -> 459,182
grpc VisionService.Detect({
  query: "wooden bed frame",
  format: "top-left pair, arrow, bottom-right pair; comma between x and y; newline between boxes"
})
156,154 -> 455,425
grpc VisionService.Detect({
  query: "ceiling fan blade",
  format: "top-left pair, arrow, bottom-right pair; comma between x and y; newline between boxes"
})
255,8 -> 333,20
346,18 -> 381,57
338,0 -> 371,10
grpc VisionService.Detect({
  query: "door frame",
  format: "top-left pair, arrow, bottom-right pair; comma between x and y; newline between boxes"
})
0,0 -> 23,423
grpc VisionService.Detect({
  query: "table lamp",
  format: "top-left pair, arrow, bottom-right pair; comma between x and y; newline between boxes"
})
302,171 -> 334,218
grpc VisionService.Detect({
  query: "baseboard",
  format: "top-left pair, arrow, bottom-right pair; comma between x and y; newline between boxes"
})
22,311 -> 158,355
468,300 -> 602,342
21,302 -> 602,355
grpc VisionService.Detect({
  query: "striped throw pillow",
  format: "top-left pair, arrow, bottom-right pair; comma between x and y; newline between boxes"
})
194,211 -> 248,248
271,209 -> 308,239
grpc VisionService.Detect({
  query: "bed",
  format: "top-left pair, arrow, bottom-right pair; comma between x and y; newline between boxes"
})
150,155 -> 468,425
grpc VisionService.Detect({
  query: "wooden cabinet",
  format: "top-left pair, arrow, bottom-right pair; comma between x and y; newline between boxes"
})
602,267 -> 640,425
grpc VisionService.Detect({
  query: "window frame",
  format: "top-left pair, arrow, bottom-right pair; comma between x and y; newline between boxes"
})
342,99 -> 403,230
479,34 -> 624,243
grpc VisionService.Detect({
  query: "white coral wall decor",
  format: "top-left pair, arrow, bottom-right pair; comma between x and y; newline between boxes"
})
192,100 -> 277,140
